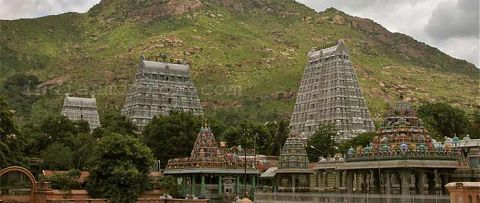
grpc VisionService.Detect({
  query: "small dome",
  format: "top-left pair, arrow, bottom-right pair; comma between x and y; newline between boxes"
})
392,100 -> 414,116
453,134 -> 460,142
348,146 -> 355,155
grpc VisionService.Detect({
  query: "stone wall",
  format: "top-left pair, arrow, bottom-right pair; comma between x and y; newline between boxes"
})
1,182 -> 208,203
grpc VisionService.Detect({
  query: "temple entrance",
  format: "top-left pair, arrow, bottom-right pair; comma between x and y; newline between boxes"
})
222,177 -> 235,194
0,166 -> 37,203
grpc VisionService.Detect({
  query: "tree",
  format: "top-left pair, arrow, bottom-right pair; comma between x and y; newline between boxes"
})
44,169 -> 83,190
40,143 -> 74,170
145,176 -> 180,196
306,125 -> 337,162
339,132 -> 377,154
0,97 -> 26,167
1,73 -> 40,118
86,133 -> 154,203
221,120 -> 270,155
24,115 -> 90,156
67,133 -> 97,170
40,115 -> 90,144
418,102 -> 470,139
93,110 -> 138,137
467,110 -> 480,139
265,120 -> 289,156
143,111 -> 201,168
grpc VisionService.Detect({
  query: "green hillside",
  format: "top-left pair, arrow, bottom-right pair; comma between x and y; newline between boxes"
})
0,0 -> 478,125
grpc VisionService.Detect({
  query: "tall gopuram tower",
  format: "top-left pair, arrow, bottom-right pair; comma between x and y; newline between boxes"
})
290,40 -> 375,140
61,94 -> 101,130
122,56 -> 203,131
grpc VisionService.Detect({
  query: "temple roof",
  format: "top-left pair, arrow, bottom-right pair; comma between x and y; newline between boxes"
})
278,134 -> 309,169
165,123 -> 257,171
389,100 -> 415,117
190,125 -> 220,158
307,40 -> 349,60
141,59 -> 190,75
345,100 -> 461,163
63,95 -> 97,108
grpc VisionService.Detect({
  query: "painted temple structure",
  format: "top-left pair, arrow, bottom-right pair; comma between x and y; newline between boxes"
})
266,134 -> 312,191
122,56 -> 203,131
311,99 -> 476,195
61,94 -> 101,130
164,124 -> 259,200
289,40 -> 375,140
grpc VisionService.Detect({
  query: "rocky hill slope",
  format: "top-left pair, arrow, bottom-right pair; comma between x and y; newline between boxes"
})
0,0 -> 478,124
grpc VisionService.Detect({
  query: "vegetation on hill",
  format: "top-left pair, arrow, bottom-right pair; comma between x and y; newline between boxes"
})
0,0 -> 478,127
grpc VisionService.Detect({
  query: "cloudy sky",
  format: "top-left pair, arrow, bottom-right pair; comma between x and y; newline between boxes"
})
0,0 -> 478,67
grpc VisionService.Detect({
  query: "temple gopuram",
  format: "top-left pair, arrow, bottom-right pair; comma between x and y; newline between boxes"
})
164,124 -> 258,201
122,56 -> 203,131
61,94 -> 101,130
290,40 -> 375,140
313,99 -> 471,196
269,134 -> 312,191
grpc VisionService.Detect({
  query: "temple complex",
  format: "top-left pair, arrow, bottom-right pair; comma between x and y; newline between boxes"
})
290,40 -> 375,140
312,99 -> 472,196
122,56 -> 203,131
61,94 -> 101,130
164,124 -> 258,201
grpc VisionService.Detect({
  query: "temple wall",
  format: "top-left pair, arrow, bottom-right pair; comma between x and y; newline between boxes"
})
446,182 -> 480,203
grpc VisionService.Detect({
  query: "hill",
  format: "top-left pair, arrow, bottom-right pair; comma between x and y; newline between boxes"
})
0,0 -> 478,125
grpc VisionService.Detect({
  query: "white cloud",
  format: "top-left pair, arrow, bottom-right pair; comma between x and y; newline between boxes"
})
426,0 -> 479,40
0,0 -> 100,20
296,0 -> 479,68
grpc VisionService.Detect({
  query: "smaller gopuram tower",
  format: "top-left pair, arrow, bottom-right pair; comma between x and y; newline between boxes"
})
290,40 -> 375,140
61,94 -> 101,130
278,135 -> 309,169
190,123 -> 221,158
274,133 -> 312,189
164,123 -> 258,199
122,56 -> 203,131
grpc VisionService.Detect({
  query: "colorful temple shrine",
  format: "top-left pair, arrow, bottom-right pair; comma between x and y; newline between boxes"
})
164,124 -> 258,200
313,99 -> 468,195
273,134 -> 312,190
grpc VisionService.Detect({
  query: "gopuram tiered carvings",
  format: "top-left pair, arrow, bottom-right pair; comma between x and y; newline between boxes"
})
61,94 -> 101,130
290,40 -> 375,140
122,56 -> 203,131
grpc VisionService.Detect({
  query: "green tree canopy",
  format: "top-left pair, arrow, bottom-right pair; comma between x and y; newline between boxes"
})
306,125 -> 337,162
25,115 -> 90,157
0,97 -> 27,167
221,119 -> 290,156
143,111 -> 201,168
418,102 -> 470,139
1,73 -> 40,118
67,133 -> 97,170
339,132 -> 377,154
93,109 -> 138,137
40,115 -> 90,143
467,110 -> 480,139
86,133 -> 154,203
265,120 -> 289,156
40,143 -> 74,170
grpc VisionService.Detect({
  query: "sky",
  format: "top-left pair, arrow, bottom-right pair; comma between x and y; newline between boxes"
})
0,0 -> 478,67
